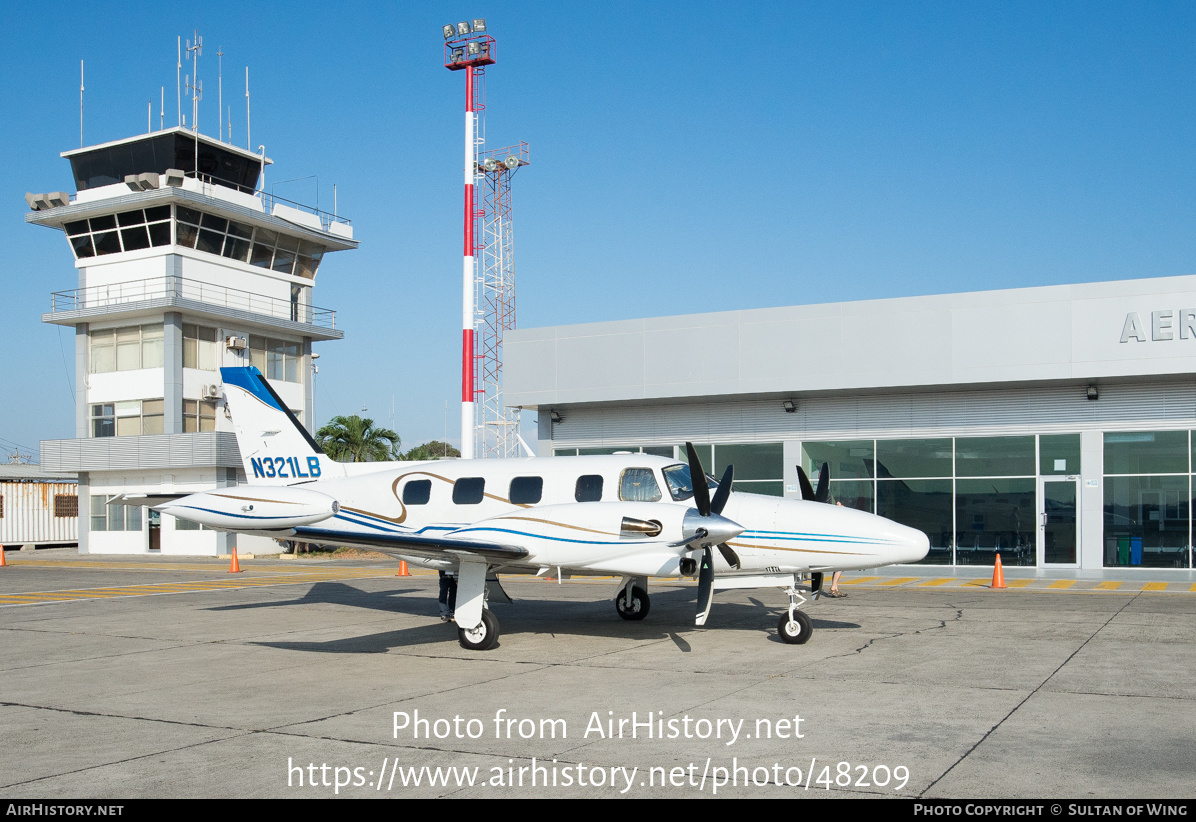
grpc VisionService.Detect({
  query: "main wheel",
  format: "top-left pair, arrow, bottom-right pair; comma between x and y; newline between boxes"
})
615,587 -> 650,621
777,610 -> 812,645
458,609 -> 500,650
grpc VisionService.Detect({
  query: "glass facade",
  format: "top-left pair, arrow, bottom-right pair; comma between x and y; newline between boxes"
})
802,434 -> 1081,567
1103,431 -> 1192,568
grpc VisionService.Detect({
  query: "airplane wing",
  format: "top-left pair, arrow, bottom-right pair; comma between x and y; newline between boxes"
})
289,526 -> 529,562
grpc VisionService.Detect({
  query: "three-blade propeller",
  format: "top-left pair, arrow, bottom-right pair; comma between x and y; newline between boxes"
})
795,461 -> 830,503
684,442 -> 743,627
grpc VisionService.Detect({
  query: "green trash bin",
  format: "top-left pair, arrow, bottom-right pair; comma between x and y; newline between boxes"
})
1117,536 -> 1130,566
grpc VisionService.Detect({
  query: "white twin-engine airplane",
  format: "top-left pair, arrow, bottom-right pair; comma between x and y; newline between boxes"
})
150,367 -> 929,651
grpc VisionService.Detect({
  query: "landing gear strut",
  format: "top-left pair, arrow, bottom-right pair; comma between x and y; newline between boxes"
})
777,582 -> 812,644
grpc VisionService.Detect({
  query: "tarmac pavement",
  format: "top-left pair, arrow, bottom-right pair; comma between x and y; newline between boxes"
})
0,549 -> 1193,799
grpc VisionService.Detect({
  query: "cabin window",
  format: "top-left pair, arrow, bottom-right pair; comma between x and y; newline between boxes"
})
508,476 -> 543,505
403,480 -> 432,505
452,477 -> 485,505
575,475 -> 603,502
663,464 -> 695,501
619,468 -> 662,502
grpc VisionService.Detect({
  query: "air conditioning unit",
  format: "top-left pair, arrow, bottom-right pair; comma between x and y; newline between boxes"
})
226,336 -> 248,350
203,384 -> 222,399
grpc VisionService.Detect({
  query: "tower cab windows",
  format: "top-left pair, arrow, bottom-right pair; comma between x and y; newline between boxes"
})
64,206 -> 171,259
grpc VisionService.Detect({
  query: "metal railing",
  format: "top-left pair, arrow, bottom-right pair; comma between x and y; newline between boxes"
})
188,171 -> 351,233
49,274 -> 337,329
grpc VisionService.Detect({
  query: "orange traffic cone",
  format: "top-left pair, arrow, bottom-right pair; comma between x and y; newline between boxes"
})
228,547 -> 242,574
990,553 -> 1006,590
0,546 -> 7,567
397,560 -> 410,577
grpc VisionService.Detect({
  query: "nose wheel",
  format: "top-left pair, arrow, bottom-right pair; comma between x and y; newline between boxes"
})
777,610 -> 812,644
777,582 -> 813,644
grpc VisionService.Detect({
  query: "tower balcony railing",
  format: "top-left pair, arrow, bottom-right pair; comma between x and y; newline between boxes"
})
48,274 -> 337,329
186,170 -> 352,234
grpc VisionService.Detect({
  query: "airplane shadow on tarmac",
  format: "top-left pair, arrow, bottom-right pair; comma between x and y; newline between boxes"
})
219,582 -> 861,654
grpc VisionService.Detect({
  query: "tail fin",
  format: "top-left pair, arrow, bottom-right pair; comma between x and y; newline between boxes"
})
220,366 -> 345,485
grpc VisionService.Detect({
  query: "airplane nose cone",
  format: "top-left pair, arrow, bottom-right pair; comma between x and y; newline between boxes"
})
900,526 -> 931,564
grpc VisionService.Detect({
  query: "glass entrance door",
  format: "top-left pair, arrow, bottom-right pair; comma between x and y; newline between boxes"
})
1039,478 -> 1079,566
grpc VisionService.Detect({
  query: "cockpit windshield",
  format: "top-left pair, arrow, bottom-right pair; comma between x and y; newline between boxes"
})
662,463 -> 719,502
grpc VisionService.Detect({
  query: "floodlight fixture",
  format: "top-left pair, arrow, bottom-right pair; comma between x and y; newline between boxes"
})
783,400 -> 797,413
457,21 -> 471,36
472,18 -> 486,32
503,156 -> 519,170
451,48 -> 465,63
483,157 -> 499,172
550,411 -> 562,424
468,42 -> 480,55
1086,385 -> 1099,401
443,24 -> 456,40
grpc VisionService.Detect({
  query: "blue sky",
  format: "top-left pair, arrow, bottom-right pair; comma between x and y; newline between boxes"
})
3,1 -> 1196,459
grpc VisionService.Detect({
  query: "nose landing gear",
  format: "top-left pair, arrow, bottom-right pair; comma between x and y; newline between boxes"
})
777,582 -> 812,645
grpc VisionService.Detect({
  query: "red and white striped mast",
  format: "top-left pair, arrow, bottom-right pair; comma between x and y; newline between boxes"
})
443,19 -> 495,460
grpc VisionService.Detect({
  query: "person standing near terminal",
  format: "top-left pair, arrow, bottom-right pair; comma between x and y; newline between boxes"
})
828,501 -> 847,597
828,570 -> 845,597
438,570 -> 458,621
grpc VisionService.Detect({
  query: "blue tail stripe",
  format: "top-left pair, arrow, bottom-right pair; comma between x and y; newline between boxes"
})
219,366 -> 283,411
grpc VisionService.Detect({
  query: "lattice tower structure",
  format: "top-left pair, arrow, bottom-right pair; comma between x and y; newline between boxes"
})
474,141 -> 529,458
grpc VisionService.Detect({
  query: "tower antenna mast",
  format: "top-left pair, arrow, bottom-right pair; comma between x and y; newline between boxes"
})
442,18 -> 495,460
217,46 -> 224,143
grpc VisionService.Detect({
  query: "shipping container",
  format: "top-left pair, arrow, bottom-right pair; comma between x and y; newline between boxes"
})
0,466 -> 78,549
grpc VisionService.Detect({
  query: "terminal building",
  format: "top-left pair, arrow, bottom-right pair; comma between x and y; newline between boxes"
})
506,274 -> 1196,572
27,127 -> 356,555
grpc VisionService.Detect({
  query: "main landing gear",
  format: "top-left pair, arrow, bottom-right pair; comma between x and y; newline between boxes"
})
458,609 -> 500,651
615,585 -> 650,620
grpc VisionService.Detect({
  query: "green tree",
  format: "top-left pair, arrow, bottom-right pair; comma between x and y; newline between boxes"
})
316,415 -> 401,462
402,440 -> 460,461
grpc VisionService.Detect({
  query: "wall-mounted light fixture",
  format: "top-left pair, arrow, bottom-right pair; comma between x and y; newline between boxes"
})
550,410 -> 562,423
1086,385 -> 1099,401
782,400 -> 796,413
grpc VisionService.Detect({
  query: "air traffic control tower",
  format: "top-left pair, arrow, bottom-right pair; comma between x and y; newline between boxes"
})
26,127 -> 356,555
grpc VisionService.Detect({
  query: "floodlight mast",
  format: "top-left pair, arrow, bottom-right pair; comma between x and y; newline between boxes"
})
443,20 -> 495,460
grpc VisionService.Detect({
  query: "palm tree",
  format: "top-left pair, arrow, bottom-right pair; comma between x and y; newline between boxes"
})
316,415 -> 401,462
